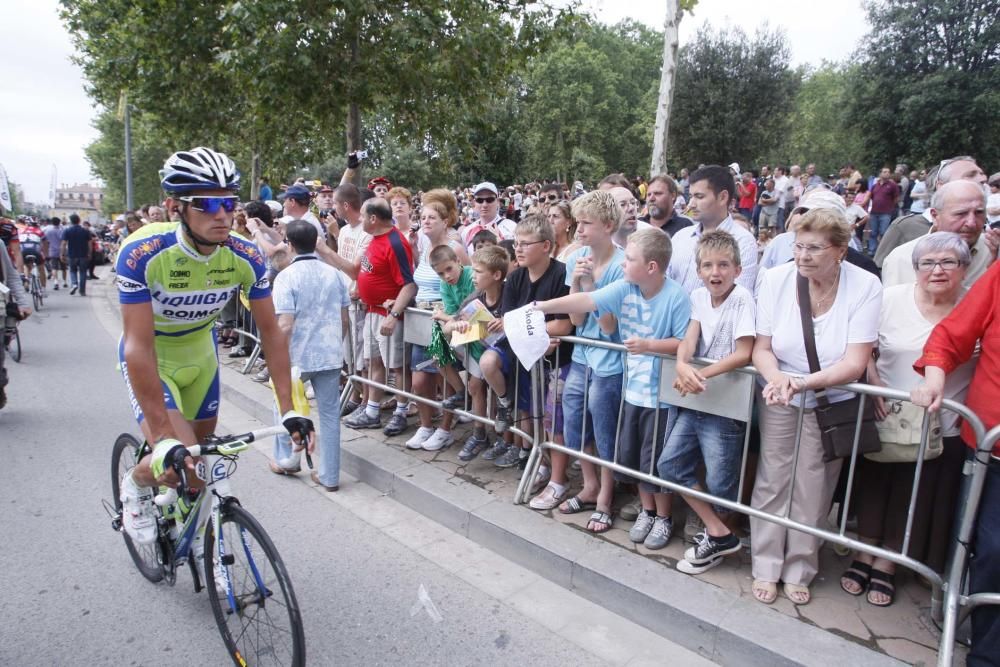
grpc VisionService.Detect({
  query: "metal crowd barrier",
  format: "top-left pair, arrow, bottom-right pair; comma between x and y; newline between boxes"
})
322,303 -> 994,665
511,334 -> 984,666
231,293 -> 262,374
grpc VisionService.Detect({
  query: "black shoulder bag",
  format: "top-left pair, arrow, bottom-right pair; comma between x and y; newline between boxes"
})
797,273 -> 881,462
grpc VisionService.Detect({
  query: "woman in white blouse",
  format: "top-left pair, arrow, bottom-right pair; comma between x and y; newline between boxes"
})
841,232 -> 973,607
751,209 -> 883,605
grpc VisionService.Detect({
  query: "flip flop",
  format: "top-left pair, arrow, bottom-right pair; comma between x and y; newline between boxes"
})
587,511 -> 613,534
752,579 -> 777,605
840,559 -> 872,596
558,495 -> 597,515
784,582 -> 811,605
867,570 -> 895,607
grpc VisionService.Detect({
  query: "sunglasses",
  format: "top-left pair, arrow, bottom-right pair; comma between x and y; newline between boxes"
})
475,197 -> 497,204
542,194 -> 560,203
179,196 -> 239,213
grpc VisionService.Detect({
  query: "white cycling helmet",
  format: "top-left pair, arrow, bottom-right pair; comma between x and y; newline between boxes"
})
160,147 -> 241,194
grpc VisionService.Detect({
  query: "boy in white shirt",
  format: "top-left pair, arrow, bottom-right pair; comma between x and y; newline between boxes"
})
659,231 -> 756,564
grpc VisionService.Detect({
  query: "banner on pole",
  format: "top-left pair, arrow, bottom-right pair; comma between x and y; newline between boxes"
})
0,164 -> 13,213
49,165 -> 57,208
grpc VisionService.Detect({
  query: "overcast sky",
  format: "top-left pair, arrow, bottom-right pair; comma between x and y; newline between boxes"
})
1,0 -> 869,203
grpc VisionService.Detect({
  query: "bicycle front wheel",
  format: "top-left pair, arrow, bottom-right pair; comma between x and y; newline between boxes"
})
7,327 -> 21,363
110,433 -> 164,582
205,504 -> 305,667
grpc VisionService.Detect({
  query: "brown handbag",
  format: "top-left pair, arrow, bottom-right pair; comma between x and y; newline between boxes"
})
796,274 -> 882,463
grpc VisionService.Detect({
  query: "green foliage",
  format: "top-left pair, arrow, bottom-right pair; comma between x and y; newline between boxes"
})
84,109 -> 173,212
847,0 -> 1000,169
785,63 -> 865,174
668,24 -> 799,172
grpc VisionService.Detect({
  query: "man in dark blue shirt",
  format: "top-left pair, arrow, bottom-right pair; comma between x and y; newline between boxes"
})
60,214 -> 93,296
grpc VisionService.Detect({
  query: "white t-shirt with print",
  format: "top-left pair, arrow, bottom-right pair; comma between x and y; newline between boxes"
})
337,222 -> 372,292
756,261 -> 882,407
691,284 -> 756,360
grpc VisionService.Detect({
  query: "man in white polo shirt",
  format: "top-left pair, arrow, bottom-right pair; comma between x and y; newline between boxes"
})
668,164 -> 758,294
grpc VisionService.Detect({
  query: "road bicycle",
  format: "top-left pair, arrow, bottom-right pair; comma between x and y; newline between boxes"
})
22,256 -> 43,311
3,303 -> 21,363
107,426 -> 306,666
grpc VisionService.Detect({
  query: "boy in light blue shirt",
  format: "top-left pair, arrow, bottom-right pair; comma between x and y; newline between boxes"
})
533,227 -> 689,547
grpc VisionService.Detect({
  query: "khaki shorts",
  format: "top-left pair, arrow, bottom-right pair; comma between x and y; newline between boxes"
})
363,311 -> 405,369
347,302 -> 366,372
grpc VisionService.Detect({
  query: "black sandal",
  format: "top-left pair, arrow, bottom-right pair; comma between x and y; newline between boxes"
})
867,569 -> 895,607
840,560 -> 872,596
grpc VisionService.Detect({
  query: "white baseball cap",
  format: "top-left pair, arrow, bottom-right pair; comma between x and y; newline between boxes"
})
728,163 -> 741,175
473,182 -> 499,197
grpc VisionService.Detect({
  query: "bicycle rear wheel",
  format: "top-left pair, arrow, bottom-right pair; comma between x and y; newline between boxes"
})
111,433 -> 164,582
205,504 -> 305,667
32,276 -> 43,310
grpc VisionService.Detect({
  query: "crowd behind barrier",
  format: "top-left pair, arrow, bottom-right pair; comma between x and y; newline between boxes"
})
233,297 -> 994,665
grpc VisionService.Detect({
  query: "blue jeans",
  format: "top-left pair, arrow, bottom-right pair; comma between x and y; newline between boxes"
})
561,362 -> 623,462
868,213 -> 893,253
68,257 -> 88,293
968,457 -> 1000,666
658,408 -> 746,508
273,367 -> 342,486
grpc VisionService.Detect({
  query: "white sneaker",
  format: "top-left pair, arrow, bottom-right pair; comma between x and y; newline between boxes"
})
120,470 -> 158,545
405,426 -> 435,449
421,428 -> 454,451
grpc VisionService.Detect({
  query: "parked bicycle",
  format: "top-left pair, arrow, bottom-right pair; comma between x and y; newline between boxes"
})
107,426 -> 306,666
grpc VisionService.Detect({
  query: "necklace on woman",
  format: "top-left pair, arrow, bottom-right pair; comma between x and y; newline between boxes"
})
810,268 -> 841,314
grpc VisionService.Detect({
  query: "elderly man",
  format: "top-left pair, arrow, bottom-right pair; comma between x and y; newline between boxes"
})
874,156 -> 988,267
882,180 -> 994,289
269,221 -> 350,489
279,184 -> 324,239
638,175 -> 692,238
609,186 -> 640,248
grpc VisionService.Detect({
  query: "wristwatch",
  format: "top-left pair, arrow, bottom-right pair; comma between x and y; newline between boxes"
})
389,310 -> 401,319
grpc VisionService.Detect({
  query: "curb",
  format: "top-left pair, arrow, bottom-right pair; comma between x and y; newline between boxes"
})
219,365 -> 903,667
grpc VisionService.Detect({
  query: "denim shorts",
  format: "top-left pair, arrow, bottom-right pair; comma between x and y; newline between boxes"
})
410,344 -> 439,375
658,407 -> 746,505
484,344 -> 531,411
617,402 -> 674,493
561,362 -> 623,462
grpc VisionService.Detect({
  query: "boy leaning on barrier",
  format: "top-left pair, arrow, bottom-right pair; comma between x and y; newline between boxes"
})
533,227 -> 690,546
527,191 -> 626,536
438,245 -> 509,461
658,231 -> 756,568
479,215 -> 573,472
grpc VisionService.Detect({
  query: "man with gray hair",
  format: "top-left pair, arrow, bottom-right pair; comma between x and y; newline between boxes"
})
874,156 -> 988,267
882,179 -> 994,289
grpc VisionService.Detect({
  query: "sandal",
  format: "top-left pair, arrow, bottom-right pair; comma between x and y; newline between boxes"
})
587,511 -> 613,534
867,569 -> 895,607
752,579 -> 778,605
558,495 -> 597,515
529,483 -> 567,511
268,460 -> 301,475
783,583 -> 811,605
840,559 -> 872,596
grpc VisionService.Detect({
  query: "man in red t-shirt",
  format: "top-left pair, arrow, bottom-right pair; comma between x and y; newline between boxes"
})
321,198 -> 416,433
736,172 -> 758,222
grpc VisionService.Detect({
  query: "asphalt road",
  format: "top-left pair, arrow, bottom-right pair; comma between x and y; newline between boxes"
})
0,273 -> 712,667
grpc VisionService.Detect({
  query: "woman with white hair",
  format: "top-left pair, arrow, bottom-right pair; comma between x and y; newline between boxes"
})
841,232 -> 974,607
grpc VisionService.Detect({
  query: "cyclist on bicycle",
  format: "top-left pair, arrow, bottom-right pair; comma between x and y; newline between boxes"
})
18,217 -> 46,291
1,238 -> 30,409
117,147 -> 314,544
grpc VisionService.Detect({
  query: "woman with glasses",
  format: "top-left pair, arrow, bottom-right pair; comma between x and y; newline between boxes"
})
751,208 -> 882,606
839,232 -> 973,607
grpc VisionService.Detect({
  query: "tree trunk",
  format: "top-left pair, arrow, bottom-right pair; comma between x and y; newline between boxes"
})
250,146 -> 260,200
345,33 -> 363,187
650,0 -> 682,177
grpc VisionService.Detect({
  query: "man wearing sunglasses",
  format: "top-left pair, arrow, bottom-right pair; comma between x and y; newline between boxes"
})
460,181 -> 516,254
114,147 -> 314,546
